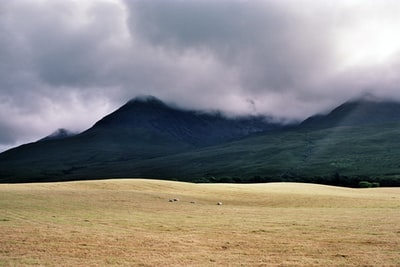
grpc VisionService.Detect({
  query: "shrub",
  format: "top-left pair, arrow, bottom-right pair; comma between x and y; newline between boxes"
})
358,181 -> 372,188
371,182 -> 380,188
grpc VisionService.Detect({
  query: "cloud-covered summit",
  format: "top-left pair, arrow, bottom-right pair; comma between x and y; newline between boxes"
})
1,0 -> 400,151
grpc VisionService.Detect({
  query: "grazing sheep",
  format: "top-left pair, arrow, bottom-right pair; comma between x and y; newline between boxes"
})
173,198 -> 179,202
169,199 -> 173,202
217,202 -> 222,205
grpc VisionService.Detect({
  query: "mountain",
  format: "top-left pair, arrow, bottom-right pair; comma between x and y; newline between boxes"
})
90,95 -> 280,147
39,128 -> 77,141
1,95 -> 400,186
119,121 -> 400,187
0,96 -> 281,182
300,97 -> 400,129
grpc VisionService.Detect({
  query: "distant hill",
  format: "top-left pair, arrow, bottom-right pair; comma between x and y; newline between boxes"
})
0,95 -> 400,186
134,122 -> 400,187
0,96 -> 281,183
300,98 -> 400,129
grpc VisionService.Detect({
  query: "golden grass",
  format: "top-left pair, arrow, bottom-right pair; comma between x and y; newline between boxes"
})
0,179 -> 399,266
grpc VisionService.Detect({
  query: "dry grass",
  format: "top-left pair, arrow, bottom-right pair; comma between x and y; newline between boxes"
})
0,179 -> 399,266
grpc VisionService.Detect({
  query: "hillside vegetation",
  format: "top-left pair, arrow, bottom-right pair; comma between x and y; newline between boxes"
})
1,96 -> 400,186
140,122 -> 400,186
1,179 -> 399,266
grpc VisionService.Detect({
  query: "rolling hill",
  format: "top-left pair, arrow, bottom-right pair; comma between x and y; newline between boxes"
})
1,95 -> 400,186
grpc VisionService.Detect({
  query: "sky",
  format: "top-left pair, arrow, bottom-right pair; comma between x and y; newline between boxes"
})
1,0 -> 400,152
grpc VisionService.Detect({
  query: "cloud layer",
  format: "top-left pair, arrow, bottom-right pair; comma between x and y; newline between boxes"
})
1,0 -> 400,150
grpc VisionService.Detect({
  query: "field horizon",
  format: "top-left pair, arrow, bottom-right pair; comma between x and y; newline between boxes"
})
1,179 -> 399,266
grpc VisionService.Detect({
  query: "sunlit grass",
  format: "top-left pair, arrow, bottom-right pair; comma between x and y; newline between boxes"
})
1,179 -> 399,266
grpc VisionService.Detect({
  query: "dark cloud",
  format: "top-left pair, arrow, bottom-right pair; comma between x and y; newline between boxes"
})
1,0 -> 400,151
127,0 -> 336,92
124,0 -> 400,115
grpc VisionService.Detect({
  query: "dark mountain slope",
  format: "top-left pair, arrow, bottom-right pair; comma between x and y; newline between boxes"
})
300,98 -> 400,129
135,122 -> 400,186
39,128 -> 77,142
31,121 -> 400,187
91,96 -> 279,146
0,96 -> 280,182
2,95 -> 400,186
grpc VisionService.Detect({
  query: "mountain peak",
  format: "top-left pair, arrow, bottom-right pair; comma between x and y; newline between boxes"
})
300,97 -> 400,129
128,95 -> 165,105
348,93 -> 392,104
39,128 -> 76,142
89,95 -> 280,147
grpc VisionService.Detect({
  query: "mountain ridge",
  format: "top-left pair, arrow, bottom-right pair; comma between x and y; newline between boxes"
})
0,95 -> 283,183
85,95 -> 281,147
39,128 -> 77,142
299,98 -> 400,129
1,95 -> 400,186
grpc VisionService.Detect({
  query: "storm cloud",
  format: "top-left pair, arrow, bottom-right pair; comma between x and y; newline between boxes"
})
1,0 -> 400,151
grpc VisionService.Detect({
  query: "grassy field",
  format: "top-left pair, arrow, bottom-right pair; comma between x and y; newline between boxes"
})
0,179 -> 399,266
